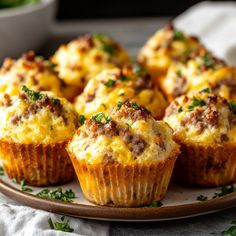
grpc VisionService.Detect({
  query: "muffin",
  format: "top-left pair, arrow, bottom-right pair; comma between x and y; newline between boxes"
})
0,51 -> 63,97
161,51 -> 235,102
74,66 -> 168,120
67,101 -> 179,207
164,89 -> 236,187
0,86 -> 78,186
51,34 -> 130,101
138,22 -> 205,78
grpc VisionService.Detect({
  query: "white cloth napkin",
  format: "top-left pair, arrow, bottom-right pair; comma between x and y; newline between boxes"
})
175,1 -> 236,65
0,193 -> 110,236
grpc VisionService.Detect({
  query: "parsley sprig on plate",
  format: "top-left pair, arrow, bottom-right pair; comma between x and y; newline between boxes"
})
21,179 -> 33,193
37,188 -> 76,203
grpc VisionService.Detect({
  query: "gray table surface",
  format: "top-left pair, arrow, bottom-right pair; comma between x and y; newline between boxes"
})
44,18 -> 236,236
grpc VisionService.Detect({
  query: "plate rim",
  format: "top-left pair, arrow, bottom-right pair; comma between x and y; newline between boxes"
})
1,178 -> 236,221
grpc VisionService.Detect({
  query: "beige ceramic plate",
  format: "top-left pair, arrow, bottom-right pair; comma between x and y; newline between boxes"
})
1,174 -> 236,222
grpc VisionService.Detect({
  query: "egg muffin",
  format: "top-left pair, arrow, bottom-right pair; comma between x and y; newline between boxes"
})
74,66 -> 168,120
67,101 -> 179,207
164,89 -> 236,187
138,22 -> 205,78
51,34 -> 130,101
161,51 -> 235,102
0,51 -> 63,97
0,86 -> 78,186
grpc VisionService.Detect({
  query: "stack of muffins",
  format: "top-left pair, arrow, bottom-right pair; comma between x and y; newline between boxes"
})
0,24 -> 236,207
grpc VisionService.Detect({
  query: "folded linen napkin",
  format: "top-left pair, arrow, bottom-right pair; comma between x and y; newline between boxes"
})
175,1 -> 236,65
0,193 -> 110,236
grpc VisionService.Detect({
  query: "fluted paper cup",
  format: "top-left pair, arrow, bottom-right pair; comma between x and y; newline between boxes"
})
0,140 -> 74,186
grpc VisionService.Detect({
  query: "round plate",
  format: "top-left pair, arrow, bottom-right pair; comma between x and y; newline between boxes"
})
1,174 -> 236,222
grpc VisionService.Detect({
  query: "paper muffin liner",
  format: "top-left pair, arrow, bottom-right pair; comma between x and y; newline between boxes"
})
174,142 -> 236,187
0,140 -> 74,186
69,152 -> 178,207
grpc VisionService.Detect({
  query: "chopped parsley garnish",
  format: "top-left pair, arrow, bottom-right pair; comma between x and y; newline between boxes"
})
173,30 -> 185,40
102,44 -> 115,55
47,61 -> 56,68
51,98 -> 60,103
0,166 -> 4,176
126,123 -> 131,128
188,96 -> 206,111
176,70 -> 182,77
105,79 -> 116,88
48,217 -> 74,233
178,107 -> 183,113
120,76 -> 132,82
197,195 -> 208,201
133,67 -> 145,76
148,201 -> 163,207
213,185 -> 236,198
117,101 -> 123,109
201,87 -> 210,93
101,103 -> 107,109
78,114 -> 86,126
22,85 -> 43,101
21,179 -> 33,193
228,101 -> 236,115
37,188 -> 76,203
221,220 -> 236,236
201,53 -> 215,69
131,102 -> 140,110
92,112 -> 111,124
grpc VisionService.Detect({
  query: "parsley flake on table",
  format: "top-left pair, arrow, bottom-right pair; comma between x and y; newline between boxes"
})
37,188 -> 76,203
105,79 -> 116,88
196,195 -> 208,201
20,179 -> 33,193
148,201 -> 163,207
188,96 -> 206,111
221,220 -> 236,236
48,216 -> 74,233
0,166 -> 4,176
92,112 -> 111,124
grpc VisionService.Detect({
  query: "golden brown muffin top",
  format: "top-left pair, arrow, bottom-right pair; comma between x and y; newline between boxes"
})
164,89 -> 236,144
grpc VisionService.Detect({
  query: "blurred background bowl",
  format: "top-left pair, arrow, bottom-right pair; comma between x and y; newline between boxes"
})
0,0 -> 56,63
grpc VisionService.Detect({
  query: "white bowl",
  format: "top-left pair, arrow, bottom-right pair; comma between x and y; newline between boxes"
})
0,0 -> 56,63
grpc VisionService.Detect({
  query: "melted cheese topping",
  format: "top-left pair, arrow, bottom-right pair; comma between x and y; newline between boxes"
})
0,92 -> 78,144
162,56 -> 235,101
138,24 -> 204,77
51,34 -> 130,88
164,92 -> 236,144
68,106 -> 179,165
0,52 -> 63,97
74,67 -> 167,119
